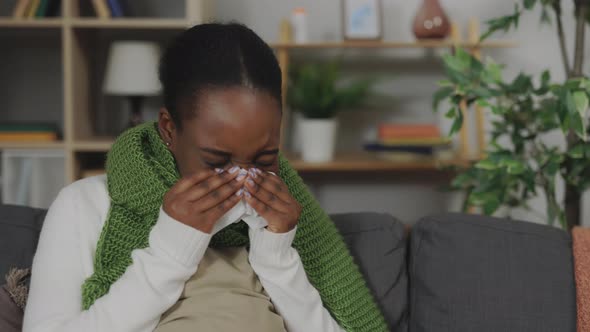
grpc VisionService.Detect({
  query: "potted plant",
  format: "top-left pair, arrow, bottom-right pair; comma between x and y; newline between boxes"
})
287,62 -> 373,162
434,0 -> 590,229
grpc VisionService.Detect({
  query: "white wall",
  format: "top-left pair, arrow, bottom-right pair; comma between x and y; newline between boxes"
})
213,0 -> 590,226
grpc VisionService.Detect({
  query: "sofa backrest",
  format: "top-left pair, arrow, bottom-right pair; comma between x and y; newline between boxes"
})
331,212 -> 409,332
408,213 -> 576,332
0,204 -> 409,331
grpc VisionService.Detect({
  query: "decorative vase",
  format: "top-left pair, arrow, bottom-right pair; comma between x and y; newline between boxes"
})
299,118 -> 338,163
412,0 -> 450,40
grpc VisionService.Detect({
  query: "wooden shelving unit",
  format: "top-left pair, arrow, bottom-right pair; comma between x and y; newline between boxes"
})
288,153 -> 469,173
0,1 -> 514,183
0,18 -> 64,27
70,18 -> 190,29
0,141 -> 65,149
270,40 -> 516,49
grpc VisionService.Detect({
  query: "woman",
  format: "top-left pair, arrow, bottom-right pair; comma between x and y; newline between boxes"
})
23,23 -> 388,332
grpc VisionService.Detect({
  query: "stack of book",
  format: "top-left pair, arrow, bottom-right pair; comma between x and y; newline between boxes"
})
91,0 -> 126,18
0,123 -> 59,142
364,124 -> 451,162
12,0 -> 61,18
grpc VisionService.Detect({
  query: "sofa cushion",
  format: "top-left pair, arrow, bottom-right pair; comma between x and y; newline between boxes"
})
409,213 -> 576,332
330,212 -> 408,332
0,205 -> 46,280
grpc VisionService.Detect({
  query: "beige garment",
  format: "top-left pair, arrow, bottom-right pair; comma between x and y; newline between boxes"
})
155,246 -> 287,332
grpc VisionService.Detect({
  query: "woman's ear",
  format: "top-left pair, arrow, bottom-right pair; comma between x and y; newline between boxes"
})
158,108 -> 176,148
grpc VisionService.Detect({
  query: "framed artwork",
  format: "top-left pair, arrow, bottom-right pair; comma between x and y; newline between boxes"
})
342,0 -> 383,40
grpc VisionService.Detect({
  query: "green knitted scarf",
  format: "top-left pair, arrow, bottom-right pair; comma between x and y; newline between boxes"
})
81,122 -> 388,331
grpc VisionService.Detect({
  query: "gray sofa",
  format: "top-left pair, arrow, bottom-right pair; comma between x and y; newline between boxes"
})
0,204 -> 576,331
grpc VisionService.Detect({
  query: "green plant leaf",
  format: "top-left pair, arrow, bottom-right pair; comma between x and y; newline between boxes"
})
433,86 -> 454,110
482,59 -> 503,83
475,160 -> 498,170
571,111 -> 587,140
483,197 -> 502,215
437,79 -> 453,87
505,160 -> 526,174
445,107 -> 457,119
540,7 -> 551,23
469,191 -> 501,215
476,99 -> 491,107
481,4 -> 521,40
524,0 -> 537,9
449,109 -> 464,135
573,91 -> 589,117
567,144 -> 586,159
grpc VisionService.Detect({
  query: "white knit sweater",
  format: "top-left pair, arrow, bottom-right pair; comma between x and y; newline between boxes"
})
22,175 -> 344,332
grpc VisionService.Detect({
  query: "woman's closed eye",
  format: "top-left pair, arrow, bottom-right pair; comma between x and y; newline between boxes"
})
203,159 -> 230,168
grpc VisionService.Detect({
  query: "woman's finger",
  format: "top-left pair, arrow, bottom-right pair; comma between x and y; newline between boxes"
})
203,192 -> 243,224
248,170 -> 291,203
195,177 -> 246,211
183,168 -> 243,202
171,169 -> 216,194
244,179 -> 290,214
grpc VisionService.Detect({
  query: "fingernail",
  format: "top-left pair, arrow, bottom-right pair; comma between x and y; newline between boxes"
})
229,166 -> 239,174
236,188 -> 244,196
247,178 -> 255,187
239,168 -> 248,175
268,171 -> 276,176
236,173 -> 247,181
244,190 -> 251,198
248,169 -> 257,178
215,168 -> 224,174
254,168 -> 262,174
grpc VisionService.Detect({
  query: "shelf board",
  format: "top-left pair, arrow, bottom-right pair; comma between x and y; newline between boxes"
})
270,40 -> 516,49
70,18 -> 189,29
0,18 -> 63,28
0,141 -> 64,149
72,139 -> 114,152
286,153 -> 468,172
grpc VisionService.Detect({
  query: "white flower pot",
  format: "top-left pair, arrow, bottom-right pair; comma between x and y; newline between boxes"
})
299,118 -> 338,163
291,112 -> 304,153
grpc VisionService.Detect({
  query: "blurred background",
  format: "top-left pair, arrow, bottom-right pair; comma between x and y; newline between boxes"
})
0,0 -> 588,226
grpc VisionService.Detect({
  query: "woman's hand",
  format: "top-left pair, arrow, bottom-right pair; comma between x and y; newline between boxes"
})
163,167 -> 247,233
244,169 -> 302,233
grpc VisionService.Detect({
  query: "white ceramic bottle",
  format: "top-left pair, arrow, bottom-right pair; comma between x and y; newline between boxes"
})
291,8 -> 308,44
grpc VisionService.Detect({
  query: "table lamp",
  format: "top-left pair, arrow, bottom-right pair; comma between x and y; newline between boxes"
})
103,41 -> 161,128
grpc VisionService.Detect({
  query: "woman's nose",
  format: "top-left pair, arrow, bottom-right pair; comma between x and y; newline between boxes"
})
229,161 -> 253,170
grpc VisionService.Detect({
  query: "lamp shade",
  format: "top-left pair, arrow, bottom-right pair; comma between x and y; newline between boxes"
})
103,41 -> 161,96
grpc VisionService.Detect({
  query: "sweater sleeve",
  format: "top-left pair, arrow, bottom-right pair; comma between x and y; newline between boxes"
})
248,227 -> 346,332
23,186 -> 211,332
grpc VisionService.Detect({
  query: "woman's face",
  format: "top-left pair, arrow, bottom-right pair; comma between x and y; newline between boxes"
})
158,87 -> 282,177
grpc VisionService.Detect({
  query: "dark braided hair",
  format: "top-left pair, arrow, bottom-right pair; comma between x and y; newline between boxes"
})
159,23 -> 282,129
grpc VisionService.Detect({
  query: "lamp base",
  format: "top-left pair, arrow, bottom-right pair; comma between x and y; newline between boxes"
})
126,96 -> 144,129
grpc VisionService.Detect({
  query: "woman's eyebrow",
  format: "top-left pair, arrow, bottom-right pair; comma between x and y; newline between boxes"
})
199,147 -> 231,157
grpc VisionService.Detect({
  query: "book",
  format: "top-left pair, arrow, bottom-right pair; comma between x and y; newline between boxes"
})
26,0 -> 40,18
92,0 -> 111,18
378,124 -> 441,140
12,0 -> 31,18
378,137 -> 451,146
363,143 -> 434,155
107,0 -> 124,17
0,122 -> 58,132
0,132 -> 58,142
45,0 -> 61,17
35,0 -> 50,17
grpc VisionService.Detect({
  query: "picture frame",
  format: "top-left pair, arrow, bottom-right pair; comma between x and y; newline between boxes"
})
342,0 -> 383,41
